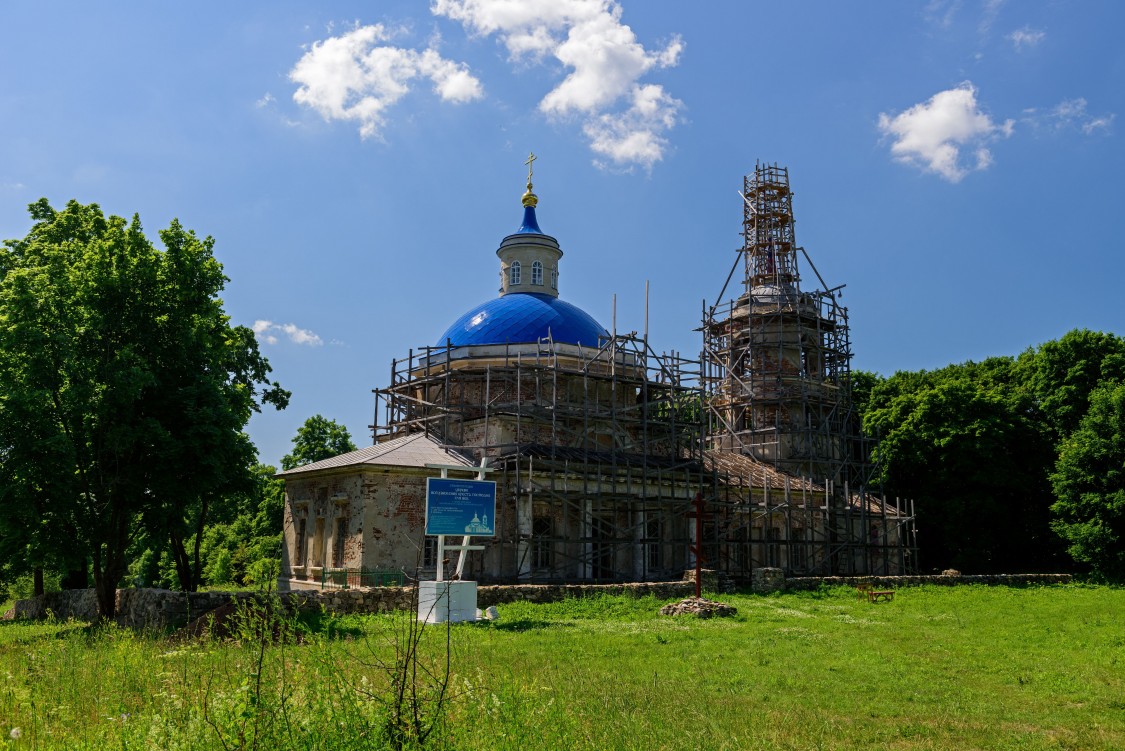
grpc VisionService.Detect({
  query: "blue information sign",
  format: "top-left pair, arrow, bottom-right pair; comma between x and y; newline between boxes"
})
425,478 -> 497,537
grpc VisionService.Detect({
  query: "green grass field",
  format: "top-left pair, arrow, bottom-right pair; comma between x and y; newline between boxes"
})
1,584 -> 1122,750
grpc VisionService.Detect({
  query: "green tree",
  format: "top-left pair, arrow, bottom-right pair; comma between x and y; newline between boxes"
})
195,463 -> 286,587
0,199 -> 288,618
846,369 -> 884,422
281,415 -> 357,470
1015,329 -> 1125,440
1050,382 -> 1125,580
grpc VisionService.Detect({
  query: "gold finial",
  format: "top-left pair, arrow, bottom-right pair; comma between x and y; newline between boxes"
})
522,151 -> 539,208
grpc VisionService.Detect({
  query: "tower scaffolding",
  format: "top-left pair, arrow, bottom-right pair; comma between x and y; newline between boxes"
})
701,162 -> 917,576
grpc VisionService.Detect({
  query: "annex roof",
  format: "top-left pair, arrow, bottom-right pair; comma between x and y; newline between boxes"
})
705,450 -> 903,515
276,432 -> 473,477
705,450 -> 820,492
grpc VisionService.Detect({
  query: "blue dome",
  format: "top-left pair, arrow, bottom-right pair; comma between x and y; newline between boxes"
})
437,293 -> 607,347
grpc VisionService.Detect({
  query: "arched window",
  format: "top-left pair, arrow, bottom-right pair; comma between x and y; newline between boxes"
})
532,260 -> 543,285
550,267 -> 558,289
509,261 -> 521,286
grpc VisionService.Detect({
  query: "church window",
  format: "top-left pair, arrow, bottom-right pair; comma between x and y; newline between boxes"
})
550,267 -> 557,288
423,537 -> 437,568
312,517 -> 326,567
531,260 -> 543,285
645,516 -> 662,571
509,261 -> 521,286
532,516 -> 553,569
766,526 -> 781,568
333,517 -> 347,567
295,518 -> 307,566
791,527 -> 808,572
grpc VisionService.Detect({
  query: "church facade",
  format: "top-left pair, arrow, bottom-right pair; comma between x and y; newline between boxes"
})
278,160 -> 916,591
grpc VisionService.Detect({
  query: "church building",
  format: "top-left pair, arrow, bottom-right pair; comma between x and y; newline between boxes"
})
278,158 -> 916,591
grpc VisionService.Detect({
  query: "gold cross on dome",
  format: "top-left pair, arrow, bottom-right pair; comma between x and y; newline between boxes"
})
524,152 -> 537,185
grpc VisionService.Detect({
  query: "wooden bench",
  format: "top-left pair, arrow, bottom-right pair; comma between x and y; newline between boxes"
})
867,590 -> 894,603
856,582 -> 874,600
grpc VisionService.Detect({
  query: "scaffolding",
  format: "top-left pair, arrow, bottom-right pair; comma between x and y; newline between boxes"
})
372,333 -> 710,583
363,162 -> 917,581
701,162 -> 918,575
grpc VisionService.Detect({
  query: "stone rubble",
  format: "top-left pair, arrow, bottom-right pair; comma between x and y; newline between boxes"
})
659,597 -> 737,619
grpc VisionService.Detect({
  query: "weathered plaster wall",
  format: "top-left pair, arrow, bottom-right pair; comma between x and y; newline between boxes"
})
281,470 -> 433,587
281,472 -> 367,583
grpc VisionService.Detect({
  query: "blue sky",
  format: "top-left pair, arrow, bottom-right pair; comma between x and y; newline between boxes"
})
1,1 -> 1122,466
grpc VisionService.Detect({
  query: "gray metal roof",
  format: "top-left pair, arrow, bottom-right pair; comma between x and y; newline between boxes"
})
276,432 -> 473,476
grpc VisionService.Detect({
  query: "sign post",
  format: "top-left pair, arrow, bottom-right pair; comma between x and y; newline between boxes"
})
420,461 -> 494,623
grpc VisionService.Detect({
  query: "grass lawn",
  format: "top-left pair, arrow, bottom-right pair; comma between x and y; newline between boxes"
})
0,584 -> 1121,749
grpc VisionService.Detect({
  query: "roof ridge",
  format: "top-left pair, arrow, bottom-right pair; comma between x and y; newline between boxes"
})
276,432 -> 471,476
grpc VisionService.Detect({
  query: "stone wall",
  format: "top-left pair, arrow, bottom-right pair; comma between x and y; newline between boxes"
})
3,573 -> 1071,631
783,573 -> 1072,590
4,588 -> 254,631
478,581 -> 692,605
4,580 -> 694,631
751,567 -> 786,593
682,568 -> 736,594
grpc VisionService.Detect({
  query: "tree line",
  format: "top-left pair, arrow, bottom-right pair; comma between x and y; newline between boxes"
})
855,329 -> 1125,580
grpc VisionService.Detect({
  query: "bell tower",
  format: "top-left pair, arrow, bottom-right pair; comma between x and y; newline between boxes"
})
496,152 -> 563,298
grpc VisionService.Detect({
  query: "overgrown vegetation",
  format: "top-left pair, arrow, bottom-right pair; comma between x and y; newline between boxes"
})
1,586 -> 1122,749
127,463 -> 288,591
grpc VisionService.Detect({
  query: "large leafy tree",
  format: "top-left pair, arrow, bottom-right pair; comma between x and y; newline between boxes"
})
1014,329 -> 1125,440
1050,383 -> 1125,580
0,199 -> 288,617
280,414 -> 357,470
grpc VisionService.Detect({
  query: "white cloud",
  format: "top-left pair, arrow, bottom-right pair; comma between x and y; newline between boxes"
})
979,0 -> 1005,35
1082,115 -> 1115,135
253,320 -> 324,347
877,82 -> 1013,182
433,0 -> 683,169
1052,98 -> 1114,134
256,92 -> 276,108
1022,98 -> 1116,135
584,84 -> 681,169
1007,26 -> 1045,50
923,0 -> 962,30
290,23 -> 483,139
